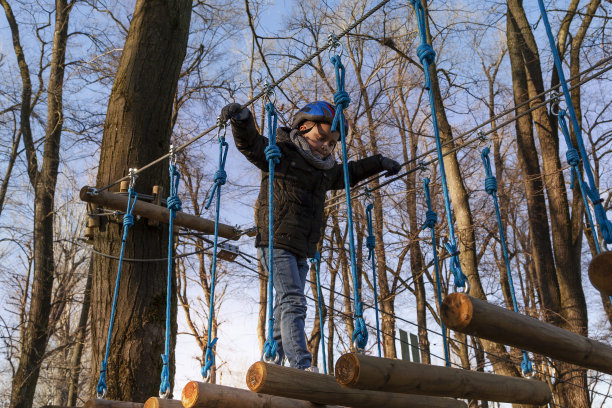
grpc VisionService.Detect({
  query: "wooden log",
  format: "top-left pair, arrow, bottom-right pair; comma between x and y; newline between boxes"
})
246,362 -> 467,408
441,293 -> 612,374
181,380 -> 338,408
143,398 -> 182,408
80,186 -> 239,240
335,353 -> 551,405
588,251 -> 612,296
84,400 -> 143,408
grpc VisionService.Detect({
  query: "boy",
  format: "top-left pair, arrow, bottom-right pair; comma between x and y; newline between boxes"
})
221,101 -> 400,371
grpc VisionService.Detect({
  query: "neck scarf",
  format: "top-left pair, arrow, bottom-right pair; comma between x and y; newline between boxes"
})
289,129 -> 336,170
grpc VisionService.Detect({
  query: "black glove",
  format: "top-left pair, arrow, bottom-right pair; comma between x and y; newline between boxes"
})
220,102 -> 251,123
380,156 -> 401,177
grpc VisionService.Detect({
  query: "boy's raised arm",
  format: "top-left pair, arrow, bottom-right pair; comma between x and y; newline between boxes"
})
328,154 -> 401,191
221,103 -> 269,171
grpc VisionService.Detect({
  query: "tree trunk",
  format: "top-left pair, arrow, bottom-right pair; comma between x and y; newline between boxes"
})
91,0 -> 191,401
7,1 -> 72,407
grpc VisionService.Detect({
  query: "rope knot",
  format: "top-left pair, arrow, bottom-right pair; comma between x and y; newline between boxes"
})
422,209 -> 438,230
201,337 -> 218,379
122,214 -> 134,228
521,355 -> 533,376
566,148 -> 580,167
96,361 -> 108,396
484,176 -> 498,195
417,44 -> 436,65
262,338 -> 279,362
333,90 -> 351,111
159,354 -> 170,395
366,235 -> 376,250
352,316 -> 368,351
265,145 -> 281,164
214,169 -> 227,186
167,195 -> 182,212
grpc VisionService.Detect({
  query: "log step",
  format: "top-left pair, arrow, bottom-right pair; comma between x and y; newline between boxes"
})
246,361 -> 467,408
441,293 -> 612,375
84,400 -> 144,408
589,251 -> 612,296
335,353 -> 551,405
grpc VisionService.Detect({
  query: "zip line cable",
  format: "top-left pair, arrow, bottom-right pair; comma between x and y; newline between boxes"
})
96,0 -> 393,193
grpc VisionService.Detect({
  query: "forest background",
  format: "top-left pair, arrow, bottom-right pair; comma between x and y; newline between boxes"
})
0,0 -> 611,408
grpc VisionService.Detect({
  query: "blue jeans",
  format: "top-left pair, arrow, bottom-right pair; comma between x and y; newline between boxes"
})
258,247 -> 312,369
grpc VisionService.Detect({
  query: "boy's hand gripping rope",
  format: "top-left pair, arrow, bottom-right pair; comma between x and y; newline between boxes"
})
201,123 -> 228,381
421,177 -> 450,367
538,0 -> 612,246
410,0 -> 468,292
262,101 -> 281,363
160,150 -> 182,397
480,148 -> 533,377
310,251 -> 328,374
96,169 -> 139,398
365,196 -> 382,357
330,50 -> 368,351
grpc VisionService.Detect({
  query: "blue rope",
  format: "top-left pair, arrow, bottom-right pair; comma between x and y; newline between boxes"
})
421,178 -> 450,367
411,0 -> 467,291
330,53 -> 368,351
262,102 -> 281,362
96,187 -> 138,398
365,202 -> 382,357
558,111 -> 602,255
200,130 -> 229,380
538,0 -> 612,245
480,147 -> 533,376
310,251 -> 327,374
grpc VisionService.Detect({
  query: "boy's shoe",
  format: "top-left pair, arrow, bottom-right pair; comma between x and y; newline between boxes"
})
304,366 -> 319,373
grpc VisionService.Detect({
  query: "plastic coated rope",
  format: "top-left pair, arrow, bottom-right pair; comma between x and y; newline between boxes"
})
200,129 -> 228,380
310,251 -> 328,374
159,162 -> 182,396
480,148 -> 533,376
365,202 -> 382,357
421,178 -> 450,366
537,0 -> 612,245
262,102 -> 281,363
96,186 -> 138,398
330,53 -> 368,351
410,0 -> 468,291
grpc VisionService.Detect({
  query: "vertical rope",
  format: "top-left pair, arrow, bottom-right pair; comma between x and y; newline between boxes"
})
480,148 -> 533,376
537,0 -> 612,245
421,177 -> 450,367
330,52 -> 368,351
365,200 -> 382,357
160,152 -> 182,396
410,0 -> 468,291
201,125 -> 228,380
96,174 -> 138,398
262,102 -> 281,362
310,251 -> 328,374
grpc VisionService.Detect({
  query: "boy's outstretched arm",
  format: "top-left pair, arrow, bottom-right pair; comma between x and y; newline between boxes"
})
221,103 -> 270,171
328,155 -> 401,191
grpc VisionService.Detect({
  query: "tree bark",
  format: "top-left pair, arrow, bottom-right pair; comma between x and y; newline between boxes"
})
7,1 -> 73,407
91,0 -> 191,401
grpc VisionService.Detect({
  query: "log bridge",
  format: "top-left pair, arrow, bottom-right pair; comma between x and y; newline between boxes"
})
335,352 -> 552,405
588,251 -> 612,297
80,185 -> 239,240
442,293 -> 612,375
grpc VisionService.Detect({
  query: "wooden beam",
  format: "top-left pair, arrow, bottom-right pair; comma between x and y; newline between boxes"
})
80,186 -> 239,240
589,251 -> 612,296
246,362 -> 467,408
181,381 -> 338,408
143,398 -> 182,408
84,400 -> 143,408
335,353 -> 551,405
441,293 -> 612,374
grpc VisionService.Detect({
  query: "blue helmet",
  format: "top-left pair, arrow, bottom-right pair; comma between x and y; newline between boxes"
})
292,101 -> 348,132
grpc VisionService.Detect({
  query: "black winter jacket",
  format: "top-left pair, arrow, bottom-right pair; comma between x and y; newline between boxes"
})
230,112 -> 385,258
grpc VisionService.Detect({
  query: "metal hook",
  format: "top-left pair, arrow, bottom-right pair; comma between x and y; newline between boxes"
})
550,91 -> 562,115
128,168 -> 138,190
453,279 -> 470,295
352,338 -> 365,353
263,81 -> 276,105
169,145 -> 177,167
327,32 -> 345,59
364,187 -> 374,207
215,116 -> 227,142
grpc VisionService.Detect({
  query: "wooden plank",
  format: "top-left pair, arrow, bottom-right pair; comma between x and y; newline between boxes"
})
409,333 -> 421,364
398,329 -> 410,361
441,293 -> 612,374
80,186 -> 239,240
246,361 -> 467,408
588,251 -> 612,296
84,400 -> 143,408
181,381 -> 339,408
335,353 -> 551,405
